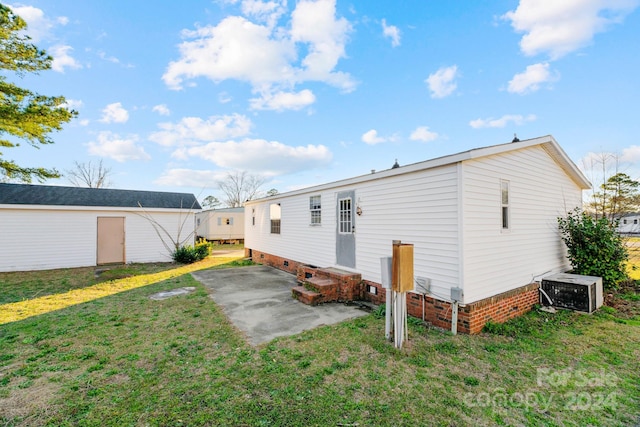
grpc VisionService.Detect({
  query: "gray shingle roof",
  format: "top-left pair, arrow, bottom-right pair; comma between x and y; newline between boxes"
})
0,183 -> 202,210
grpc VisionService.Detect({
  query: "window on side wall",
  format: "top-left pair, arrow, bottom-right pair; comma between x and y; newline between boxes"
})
501,180 -> 510,231
310,195 -> 321,225
270,204 -> 281,234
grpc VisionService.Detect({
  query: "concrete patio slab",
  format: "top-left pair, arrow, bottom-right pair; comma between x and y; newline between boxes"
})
192,265 -> 369,346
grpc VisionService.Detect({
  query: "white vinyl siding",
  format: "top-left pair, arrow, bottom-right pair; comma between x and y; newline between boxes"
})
460,145 -> 583,303
246,164 -> 461,294
245,193 -> 337,268
0,206 -> 195,272
245,138 -> 586,307
355,165 -> 460,294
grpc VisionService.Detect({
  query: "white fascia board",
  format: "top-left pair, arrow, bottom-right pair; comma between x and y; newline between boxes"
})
0,204 -> 199,214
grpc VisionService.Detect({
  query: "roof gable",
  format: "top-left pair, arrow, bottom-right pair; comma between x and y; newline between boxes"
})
0,184 -> 202,210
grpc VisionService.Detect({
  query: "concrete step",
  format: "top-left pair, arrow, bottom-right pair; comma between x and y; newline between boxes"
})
292,285 -> 322,306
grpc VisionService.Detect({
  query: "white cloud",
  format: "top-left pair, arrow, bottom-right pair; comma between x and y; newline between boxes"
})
163,16 -> 296,90
503,0 -> 638,59
469,114 -> 537,129
621,146 -> 640,163
381,19 -> 401,47
240,0 -> 287,28
219,92 -> 232,103
154,168 -> 228,187
290,0 -> 354,90
163,0 -> 355,99
152,104 -> 171,116
426,65 -> 459,99
60,99 -> 83,110
100,102 -> 129,123
79,119 -> 90,126
186,139 -> 333,176
87,132 -> 150,162
508,62 -> 558,94
97,50 -> 119,64
8,5 -> 64,42
361,129 -> 387,145
149,114 -> 252,147
249,89 -> 316,111
50,45 -> 82,73
410,126 -> 438,142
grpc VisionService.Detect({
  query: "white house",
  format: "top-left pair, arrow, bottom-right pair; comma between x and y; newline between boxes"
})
195,207 -> 245,243
244,135 -> 591,333
0,183 -> 201,272
617,213 -> 640,234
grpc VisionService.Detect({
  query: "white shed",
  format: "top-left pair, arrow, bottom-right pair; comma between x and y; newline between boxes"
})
195,207 -> 245,243
244,135 -> 591,333
0,183 -> 201,272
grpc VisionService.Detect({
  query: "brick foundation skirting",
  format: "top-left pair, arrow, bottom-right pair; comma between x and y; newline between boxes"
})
248,248 -> 540,334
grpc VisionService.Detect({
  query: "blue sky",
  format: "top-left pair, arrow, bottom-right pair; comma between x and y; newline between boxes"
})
7,0 -> 640,203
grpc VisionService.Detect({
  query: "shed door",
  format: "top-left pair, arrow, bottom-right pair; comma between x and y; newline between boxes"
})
97,217 -> 125,265
336,191 -> 355,268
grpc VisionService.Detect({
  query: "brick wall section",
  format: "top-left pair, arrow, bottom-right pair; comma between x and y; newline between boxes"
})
362,280 -> 387,305
362,278 -> 539,334
248,249 -> 540,334
249,249 -> 302,275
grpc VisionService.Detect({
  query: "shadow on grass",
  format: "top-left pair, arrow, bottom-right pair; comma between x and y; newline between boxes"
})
0,256 -> 245,325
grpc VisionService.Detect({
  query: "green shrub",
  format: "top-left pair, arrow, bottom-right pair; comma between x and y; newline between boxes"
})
557,208 -> 628,289
172,239 -> 212,264
195,238 -> 212,259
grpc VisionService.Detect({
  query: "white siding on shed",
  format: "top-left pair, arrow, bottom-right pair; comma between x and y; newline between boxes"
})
460,145 -> 583,303
0,206 -> 195,272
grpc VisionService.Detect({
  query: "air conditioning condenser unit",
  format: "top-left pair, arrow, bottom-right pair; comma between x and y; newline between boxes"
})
540,273 -> 603,314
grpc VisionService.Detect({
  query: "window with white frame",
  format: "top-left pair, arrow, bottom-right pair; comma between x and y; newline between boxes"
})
309,195 -> 321,225
501,180 -> 510,230
270,203 -> 281,234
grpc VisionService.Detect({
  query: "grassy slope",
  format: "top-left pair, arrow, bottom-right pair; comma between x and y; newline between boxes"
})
0,262 -> 639,426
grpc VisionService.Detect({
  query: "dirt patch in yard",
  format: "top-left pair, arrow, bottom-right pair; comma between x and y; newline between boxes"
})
605,281 -> 640,318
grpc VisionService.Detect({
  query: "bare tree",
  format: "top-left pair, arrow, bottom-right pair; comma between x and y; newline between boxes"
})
218,171 -> 265,207
65,159 -> 112,188
135,199 -> 199,255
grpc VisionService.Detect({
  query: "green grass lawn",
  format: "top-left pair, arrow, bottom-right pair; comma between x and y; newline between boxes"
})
1,262 -> 639,426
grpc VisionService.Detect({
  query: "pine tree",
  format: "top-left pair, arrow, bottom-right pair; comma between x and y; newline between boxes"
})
0,4 -> 77,182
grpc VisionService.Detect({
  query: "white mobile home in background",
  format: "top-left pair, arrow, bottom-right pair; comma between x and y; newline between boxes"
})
196,207 -> 245,243
244,135 -> 591,333
617,213 -> 640,234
